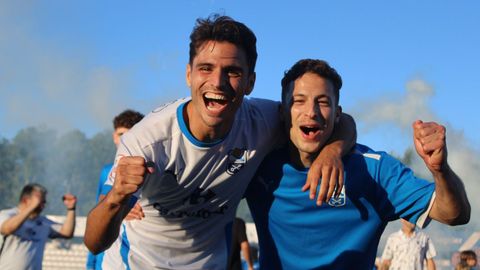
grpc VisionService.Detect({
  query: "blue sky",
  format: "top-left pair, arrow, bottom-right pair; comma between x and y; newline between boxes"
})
1,1 -> 479,157
1,0 -> 478,247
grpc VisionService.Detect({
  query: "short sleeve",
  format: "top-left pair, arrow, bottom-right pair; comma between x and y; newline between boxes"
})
0,209 -> 14,229
245,98 -> 285,149
377,153 -> 435,225
235,218 -> 247,243
425,236 -> 437,259
46,217 -> 63,239
104,128 -> 152,199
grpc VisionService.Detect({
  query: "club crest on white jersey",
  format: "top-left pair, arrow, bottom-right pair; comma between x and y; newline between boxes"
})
226,148 -> 248,175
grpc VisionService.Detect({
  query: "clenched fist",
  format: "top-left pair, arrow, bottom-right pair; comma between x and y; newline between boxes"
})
110,156 -> 152,205
62,193 -> 77,209
413,120 -> 447,173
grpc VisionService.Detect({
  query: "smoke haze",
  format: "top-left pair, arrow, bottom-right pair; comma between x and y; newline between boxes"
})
0,2 -> 183,138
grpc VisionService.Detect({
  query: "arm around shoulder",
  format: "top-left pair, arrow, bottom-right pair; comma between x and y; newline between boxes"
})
305,112 -> 357,204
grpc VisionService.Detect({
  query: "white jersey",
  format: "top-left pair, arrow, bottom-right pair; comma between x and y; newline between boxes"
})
102,97 -> 281,270
0,207 -> 62,270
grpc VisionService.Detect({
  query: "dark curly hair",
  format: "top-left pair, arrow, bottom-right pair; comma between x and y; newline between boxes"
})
189,14 -> 257,74
113,109 -> 144,129
281,59 -> 342,106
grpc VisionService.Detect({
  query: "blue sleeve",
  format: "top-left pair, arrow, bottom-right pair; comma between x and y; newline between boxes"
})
86,252 -> 96,270
96,164 -> 113,201
376,153 -> 435,224
97,164 -> 137,209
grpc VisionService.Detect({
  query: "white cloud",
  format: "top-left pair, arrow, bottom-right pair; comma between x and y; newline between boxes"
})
354,78 -> 479,227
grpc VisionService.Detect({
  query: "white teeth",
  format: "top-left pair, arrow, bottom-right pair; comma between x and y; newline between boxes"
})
204,93 -> 227,101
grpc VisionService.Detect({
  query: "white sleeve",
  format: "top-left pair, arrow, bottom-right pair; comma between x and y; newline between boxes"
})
105,122 -> 157,199
416,192 -> 436,228
425,236 -> 437,259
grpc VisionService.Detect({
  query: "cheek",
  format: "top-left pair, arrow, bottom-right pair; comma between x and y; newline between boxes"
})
113,136 -> 120,145
321,108 -> 335,121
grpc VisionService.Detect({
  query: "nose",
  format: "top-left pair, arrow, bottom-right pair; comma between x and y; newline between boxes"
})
304,100 -> 320,119
210,69 -> 228,90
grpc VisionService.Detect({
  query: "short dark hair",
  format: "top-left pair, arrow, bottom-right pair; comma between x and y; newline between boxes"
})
459,250 -> 477,262
189,14 -> 257,74
113,109 -> 144,130
20,183 -> 47,202
281,59 -> 342,106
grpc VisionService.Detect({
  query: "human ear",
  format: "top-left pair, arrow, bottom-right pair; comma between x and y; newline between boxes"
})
335,106 -> 342,123
244,72 -> 256,95
186,64 -> 192,87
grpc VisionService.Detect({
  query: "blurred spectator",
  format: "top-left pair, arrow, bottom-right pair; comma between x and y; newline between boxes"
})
0,183 -> 76,269
86,109 -> 144,270
228,217 -> 254,270
455,250 -> 478,270
380,219 -> 436,270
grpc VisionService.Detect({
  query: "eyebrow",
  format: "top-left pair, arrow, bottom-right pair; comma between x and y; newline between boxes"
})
292,93 -> 332,99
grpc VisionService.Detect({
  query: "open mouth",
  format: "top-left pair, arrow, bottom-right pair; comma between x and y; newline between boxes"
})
300,125 -> 321,137
204,93 -> 229,110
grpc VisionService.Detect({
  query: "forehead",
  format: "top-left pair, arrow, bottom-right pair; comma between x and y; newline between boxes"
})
193,41 -> 249,69
289,72 -> 335,97
114,127 -> 129,135
30,189 -> 46,198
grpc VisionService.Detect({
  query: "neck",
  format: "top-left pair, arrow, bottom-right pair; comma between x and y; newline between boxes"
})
288,143 -> 317,168
184,102 -> 230,142
402,227 -> 415,237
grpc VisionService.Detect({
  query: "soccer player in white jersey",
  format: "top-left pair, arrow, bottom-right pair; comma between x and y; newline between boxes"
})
84,15 -> 355,269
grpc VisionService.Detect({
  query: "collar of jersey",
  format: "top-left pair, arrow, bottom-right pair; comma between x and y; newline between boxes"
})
177,101 -> 226,147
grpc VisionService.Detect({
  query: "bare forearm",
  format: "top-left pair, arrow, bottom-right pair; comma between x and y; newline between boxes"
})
241,241 -> 254,268
59,209 -> 76,238
326,113 -> 357,156
429,164 -> 470,225
0,208 -> 34,235
380,261 -> 390,270
427,259 -> 436,270
84,195 -> 129,254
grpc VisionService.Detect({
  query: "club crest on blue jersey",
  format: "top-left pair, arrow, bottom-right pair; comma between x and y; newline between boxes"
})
226,148 -> 248,175
328,185 -> 346,207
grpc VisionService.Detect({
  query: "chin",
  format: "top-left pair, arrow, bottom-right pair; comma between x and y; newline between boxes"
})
298,145 -> 322,155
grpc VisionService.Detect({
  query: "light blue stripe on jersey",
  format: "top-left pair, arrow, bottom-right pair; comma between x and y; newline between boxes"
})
176,102 -> 224,147
100,185 -> 112,196
120,224 -> 131,270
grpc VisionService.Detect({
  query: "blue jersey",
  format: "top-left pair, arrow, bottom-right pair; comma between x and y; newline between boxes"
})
246,144 -> 435,270
86,163 -> 113,270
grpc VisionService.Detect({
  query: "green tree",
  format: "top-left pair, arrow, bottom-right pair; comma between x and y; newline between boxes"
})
44,129 -> 115,215
9,126 -> 56,206
0,138 -> 18,209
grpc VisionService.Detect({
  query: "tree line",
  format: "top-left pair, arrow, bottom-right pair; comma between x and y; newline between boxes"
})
0,126 -> 415,218
0,126 -> 115,216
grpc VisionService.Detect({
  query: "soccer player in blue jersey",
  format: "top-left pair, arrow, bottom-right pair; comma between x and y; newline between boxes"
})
246,59 -> 471,269
86,109 -> 144,270
84,16 -> 355,269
